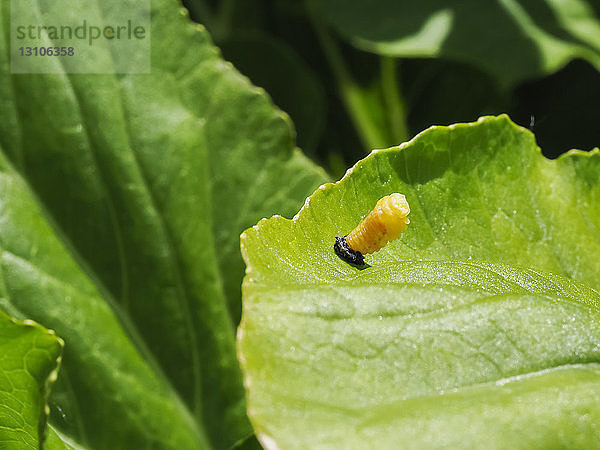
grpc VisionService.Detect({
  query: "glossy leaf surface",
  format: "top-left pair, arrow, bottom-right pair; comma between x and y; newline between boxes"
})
240,115 -> 600,448
0,313 -> 62,449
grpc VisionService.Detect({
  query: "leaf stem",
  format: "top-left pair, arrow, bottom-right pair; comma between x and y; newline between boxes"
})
308,4 -> 389,151
380,56 -> 409,144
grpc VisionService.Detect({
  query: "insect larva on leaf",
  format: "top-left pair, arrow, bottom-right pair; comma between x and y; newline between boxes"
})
334,193 -> 410,266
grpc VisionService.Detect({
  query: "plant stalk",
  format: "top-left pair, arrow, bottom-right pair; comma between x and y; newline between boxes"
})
308,5 -> 389,151
380,56 -> 409,144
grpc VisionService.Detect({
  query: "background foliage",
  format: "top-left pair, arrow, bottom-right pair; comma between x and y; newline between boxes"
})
186,0 -> 600,177
0,0 -> 599,448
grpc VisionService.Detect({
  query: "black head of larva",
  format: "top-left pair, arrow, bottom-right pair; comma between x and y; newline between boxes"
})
334,235 -> 365,266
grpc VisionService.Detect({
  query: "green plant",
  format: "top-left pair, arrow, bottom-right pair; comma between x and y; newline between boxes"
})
239,115 -> 600,448
1,0 -> 600,449
0,0 -> 326,447
186,0 -> 600,174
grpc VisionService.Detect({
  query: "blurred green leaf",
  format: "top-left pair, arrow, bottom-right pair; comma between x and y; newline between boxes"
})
0,313 -> 62,449
239,115 -> 600,448
313,0 -> 600,87
0,146 -> 207,448
0,0 -> 328,447
44,426 -> 78,450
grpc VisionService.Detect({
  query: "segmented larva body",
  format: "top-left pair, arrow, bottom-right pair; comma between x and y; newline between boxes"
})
347,193 -> 410,254
334,193 -> 410,265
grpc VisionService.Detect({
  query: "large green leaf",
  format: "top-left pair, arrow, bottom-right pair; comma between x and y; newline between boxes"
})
242,115 -> 600,289
313,0 -> 600,87
0,0 -> 328,448
239,115 -> 600,448
0,147 -> 207,448
0,313 -> 62,449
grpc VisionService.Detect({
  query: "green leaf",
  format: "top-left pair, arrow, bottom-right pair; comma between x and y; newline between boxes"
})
0,0 -> 328,448
239,115 -> 600,447
43,426 -> 77,450
0,312 -> 62,449
0,148 -> 207,448
312,0 -> 600,87
242,115 -> 600,290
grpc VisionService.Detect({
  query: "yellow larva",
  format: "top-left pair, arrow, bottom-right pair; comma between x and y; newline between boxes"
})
334,193 -> 410,265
